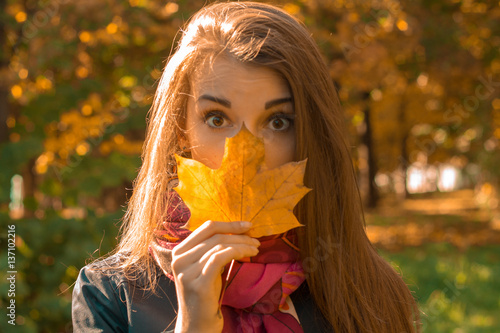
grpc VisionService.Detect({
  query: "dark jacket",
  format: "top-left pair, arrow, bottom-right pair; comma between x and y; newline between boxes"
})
72,254 -> 332,332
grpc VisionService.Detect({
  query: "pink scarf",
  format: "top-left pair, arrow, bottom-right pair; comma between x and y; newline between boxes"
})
149,190 -> 306,332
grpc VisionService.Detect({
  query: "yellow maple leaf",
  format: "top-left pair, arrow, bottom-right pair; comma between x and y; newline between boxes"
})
174,127 -> 311,238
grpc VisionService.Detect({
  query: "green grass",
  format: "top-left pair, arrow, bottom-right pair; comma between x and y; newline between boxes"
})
380,243 -> 500,332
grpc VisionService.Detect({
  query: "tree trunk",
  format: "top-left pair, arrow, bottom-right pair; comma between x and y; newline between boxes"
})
400,133 -> 410,198
361,92 -> 379,208
398,96 -> 409,199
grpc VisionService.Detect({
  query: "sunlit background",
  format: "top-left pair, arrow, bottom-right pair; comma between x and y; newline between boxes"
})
1,0 -> 499,332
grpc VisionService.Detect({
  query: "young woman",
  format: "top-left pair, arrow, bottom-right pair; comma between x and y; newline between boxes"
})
72,2 -> 420,332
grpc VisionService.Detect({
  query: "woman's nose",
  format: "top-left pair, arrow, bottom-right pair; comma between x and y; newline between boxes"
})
233,121 -> 269,141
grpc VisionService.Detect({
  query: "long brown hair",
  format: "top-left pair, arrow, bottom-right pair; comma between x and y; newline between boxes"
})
116,1 -> 420,331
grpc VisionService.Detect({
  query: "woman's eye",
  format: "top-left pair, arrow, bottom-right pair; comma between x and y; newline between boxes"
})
205,114 -> 227,128
268,116 -> 292,131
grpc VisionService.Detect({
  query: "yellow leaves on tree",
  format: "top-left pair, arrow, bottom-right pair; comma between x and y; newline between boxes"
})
174,127 -> 311,238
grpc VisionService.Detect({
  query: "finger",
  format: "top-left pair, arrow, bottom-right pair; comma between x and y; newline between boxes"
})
174,243 -> 258,286
198,240 -> 258,267
174,221 -> 252,256
172,234 -> 260,272
200,244 -> 259,278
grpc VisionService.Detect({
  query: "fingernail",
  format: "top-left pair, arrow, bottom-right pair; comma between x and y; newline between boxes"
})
240,221 -> 252,228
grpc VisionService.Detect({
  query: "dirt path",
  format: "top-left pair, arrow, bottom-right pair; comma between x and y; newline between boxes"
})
364,190 -> 500,251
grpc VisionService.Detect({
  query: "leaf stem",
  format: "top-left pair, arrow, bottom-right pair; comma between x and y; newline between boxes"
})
218,259 -> 235,317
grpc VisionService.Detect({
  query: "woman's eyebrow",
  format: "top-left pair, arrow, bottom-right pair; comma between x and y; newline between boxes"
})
265,97 -> 293,110
197,94 -> 231,108
197,95 -> 292,110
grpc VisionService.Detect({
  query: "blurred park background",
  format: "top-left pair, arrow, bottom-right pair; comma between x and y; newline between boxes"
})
0,0 -> 499,331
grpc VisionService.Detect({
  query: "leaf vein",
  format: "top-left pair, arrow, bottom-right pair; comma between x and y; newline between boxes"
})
184,166 -> 233,221
248,164 -> 303,222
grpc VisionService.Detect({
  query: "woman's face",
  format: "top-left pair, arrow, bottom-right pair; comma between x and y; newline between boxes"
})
184,57 -> 296,169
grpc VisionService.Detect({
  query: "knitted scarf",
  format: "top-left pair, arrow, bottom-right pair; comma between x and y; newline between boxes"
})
149,190 -> 306,332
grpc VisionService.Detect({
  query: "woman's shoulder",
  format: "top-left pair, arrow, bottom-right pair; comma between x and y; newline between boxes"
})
72,253 -> 178,332
73,253 -> 168,306
83,252 -> 132,272
77,252 -> 132,288
78,252 -> 169,291
72,253 -> 132,332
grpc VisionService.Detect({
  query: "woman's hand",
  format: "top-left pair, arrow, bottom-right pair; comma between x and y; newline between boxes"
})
172,220 -> 260,333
